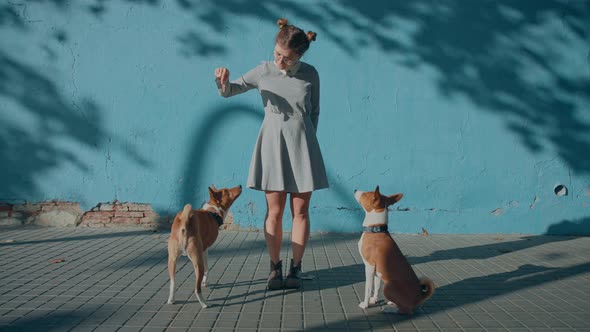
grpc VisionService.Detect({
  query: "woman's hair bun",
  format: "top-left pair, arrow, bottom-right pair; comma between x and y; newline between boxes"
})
306,31 -> 317,42
277,18 -> 289,29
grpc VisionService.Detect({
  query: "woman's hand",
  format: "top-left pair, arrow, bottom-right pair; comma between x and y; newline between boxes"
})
214,67 -> 230,92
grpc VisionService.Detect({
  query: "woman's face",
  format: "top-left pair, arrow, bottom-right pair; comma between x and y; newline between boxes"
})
273,43 -> 300,70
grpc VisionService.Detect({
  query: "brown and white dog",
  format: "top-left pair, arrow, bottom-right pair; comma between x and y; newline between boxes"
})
355,186 -> 435,314
167,185 -> 242,308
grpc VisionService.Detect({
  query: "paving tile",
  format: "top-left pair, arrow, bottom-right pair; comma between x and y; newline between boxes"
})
236,317 -> 260,329
0,229 -> 589,331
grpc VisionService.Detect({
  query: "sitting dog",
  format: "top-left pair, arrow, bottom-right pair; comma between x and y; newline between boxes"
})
355,186 -> 435,314
167,184 -> 242,308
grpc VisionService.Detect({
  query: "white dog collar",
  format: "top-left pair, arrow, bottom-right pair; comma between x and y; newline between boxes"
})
202,203 -> 226,222
362,209 -> 388,227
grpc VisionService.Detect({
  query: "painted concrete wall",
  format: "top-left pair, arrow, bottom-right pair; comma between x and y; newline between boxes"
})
1,1 -> 589,234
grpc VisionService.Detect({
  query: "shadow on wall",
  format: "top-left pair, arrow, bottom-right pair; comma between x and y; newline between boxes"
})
179,103 -> 362,228
2,1 -> 588,202
545,216 -> 590,236
0,2 -> 152,203
0,50 -> 105,201
0,50 -> 150,203
31,0 -> 587,176
179,104 -> 263,206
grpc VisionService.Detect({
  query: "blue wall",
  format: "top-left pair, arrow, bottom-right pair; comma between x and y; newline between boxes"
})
1,1 -> 589,234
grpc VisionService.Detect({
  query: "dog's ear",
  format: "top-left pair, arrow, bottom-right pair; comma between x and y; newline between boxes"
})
373,186 -> 381,202
386,193 -> 403,205
210,184 -> 218,191
373,186 -> 381,204
208,186 -> 221,202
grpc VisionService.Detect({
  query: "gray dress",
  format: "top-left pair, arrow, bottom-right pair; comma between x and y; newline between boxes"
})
216,61 -> 329,193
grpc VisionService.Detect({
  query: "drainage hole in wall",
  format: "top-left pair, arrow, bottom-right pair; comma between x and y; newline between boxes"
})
554,184 -> 568,197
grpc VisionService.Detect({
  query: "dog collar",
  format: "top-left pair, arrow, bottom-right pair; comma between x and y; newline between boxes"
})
209,212 -> 223,226
202,203 -> 225,227
362,209 -> 388,227
363,225 -> 389,233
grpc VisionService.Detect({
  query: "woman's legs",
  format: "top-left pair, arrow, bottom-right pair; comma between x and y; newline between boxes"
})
264,191 -> 287,264
290,191 -> 312,266
264,191 -> 287,290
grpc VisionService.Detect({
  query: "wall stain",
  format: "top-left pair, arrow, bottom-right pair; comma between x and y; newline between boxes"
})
491,208 -> 504,216
530,196 -> 538,209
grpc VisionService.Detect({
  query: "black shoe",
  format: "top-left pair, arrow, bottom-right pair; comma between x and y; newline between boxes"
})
267,260 -> 283,290
285,259 -> 302,289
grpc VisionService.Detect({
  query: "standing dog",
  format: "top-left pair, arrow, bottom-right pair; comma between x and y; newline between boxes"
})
167,185 -> 242,308
355,186 -> 435,314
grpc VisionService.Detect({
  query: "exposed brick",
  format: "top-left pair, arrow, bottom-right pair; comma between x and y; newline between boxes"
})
13,204 -> 41,214
139,217 -> 158,224
41,202 -> 79,211
85,211 -> 114,218
98,203 -> 116,211
143,210 -> 159,218
111,217 -> 140,224
9,212 -> 24,219
83,218 -> 112,225
57,202 -> 78,207
81,212 -> 112,224
125,203 -> 152,211
114,212 -> 145,218
95,201 -> 128,212
3,200 -> 160,229
113,205 -> 129,212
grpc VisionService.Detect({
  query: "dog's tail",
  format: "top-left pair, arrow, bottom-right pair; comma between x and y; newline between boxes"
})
416,277 -> 436,307
179,204 -> 192,255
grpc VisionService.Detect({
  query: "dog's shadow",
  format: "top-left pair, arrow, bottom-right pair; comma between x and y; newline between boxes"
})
202,260 -> 590,312
201,264 -> 365,306
171,279 -> 301,307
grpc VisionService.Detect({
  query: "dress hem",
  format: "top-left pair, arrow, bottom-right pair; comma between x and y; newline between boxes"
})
247,184 -> 329,193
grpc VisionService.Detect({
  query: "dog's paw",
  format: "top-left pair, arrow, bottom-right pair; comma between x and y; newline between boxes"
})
201,281 -> 208,288
358,302 -> 369,309
387,301 -> 395,306
369,296 -> 379,304
201,303 -> 209,309
167,300 -> 175,305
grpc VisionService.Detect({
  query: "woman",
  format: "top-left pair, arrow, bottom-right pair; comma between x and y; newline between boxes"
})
214,18 -> 328,289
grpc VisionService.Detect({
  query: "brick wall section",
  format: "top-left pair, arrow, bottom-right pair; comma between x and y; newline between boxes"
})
0,204 -> 14,216
1,201 -> 242,230
0,201 -> 162,228
79,200 -> 161,228
0,203 -> 41,220
0,201 -> 81,226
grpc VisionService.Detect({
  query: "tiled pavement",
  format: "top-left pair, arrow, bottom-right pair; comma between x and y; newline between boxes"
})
0,226 -> 589,331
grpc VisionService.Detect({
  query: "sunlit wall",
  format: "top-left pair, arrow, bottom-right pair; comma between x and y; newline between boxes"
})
1,0 -> 589,234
